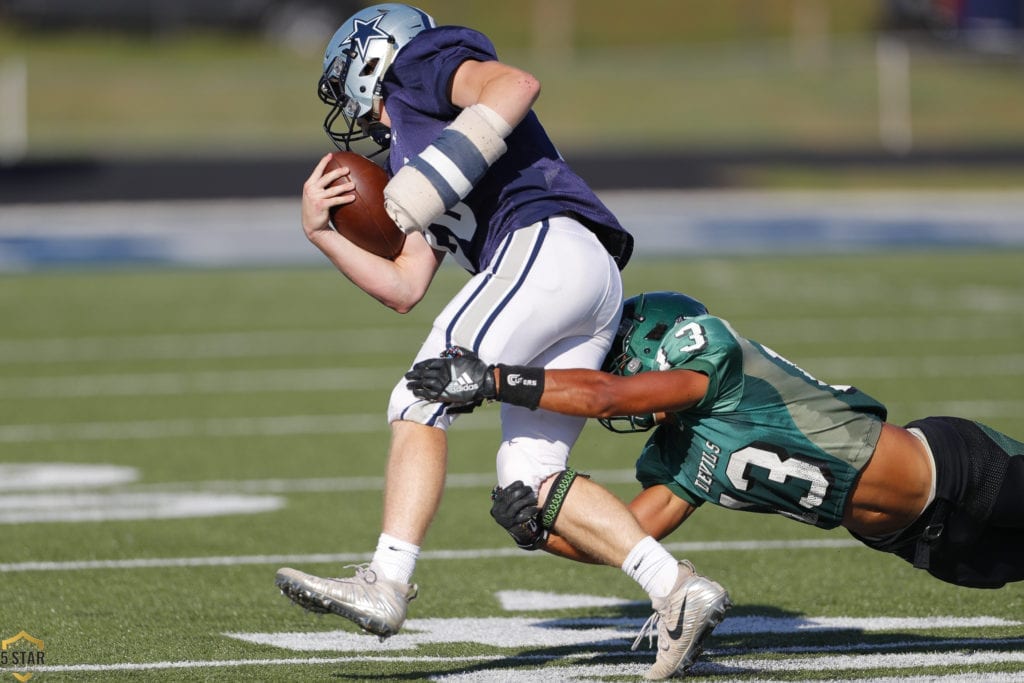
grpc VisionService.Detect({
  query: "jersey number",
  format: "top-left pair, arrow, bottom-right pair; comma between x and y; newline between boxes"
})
426,202 -> 476,271
674,321 -> 707,352
725,445 -> 830,510
656,322 -> 708,369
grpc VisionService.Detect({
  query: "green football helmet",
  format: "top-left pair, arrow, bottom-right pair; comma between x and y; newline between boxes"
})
599,291 -> 708,433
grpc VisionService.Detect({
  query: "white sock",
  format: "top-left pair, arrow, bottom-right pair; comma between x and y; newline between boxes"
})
622,536 -> 680,599
370,533 -> 419,584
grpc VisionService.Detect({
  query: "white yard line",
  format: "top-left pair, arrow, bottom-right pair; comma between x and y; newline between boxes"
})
0,367 -> 387,397
17,648 -> 1024,680
0,329 -> 413,364
0,538 -> 863,573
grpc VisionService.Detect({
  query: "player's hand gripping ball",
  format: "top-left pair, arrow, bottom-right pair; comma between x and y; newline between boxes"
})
326,151 -> 406,260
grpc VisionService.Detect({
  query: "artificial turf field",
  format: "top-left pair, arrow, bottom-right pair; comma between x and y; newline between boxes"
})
1,252 -> 1022,681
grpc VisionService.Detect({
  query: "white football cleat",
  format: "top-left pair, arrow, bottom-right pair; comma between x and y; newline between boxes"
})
633,560 -> 731,679
275,564 -> 417,639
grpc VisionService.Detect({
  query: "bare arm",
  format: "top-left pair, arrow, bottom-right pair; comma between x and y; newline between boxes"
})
407,355 -> 710,416
543,484 -> 698,563
449,59 -> 540,127
301,153 -> 445,313
532,367 -> 710,419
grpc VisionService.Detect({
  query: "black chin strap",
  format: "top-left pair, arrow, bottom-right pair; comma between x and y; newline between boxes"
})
366,122 -> 392,150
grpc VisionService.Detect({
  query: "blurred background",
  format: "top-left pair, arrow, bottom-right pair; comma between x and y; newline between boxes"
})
1,0 -> 1023,201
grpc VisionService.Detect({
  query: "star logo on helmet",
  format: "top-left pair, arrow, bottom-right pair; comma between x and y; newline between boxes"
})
343,13 -> 390,61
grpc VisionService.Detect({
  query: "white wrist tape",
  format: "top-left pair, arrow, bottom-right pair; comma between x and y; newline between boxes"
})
384,104 -> 512,234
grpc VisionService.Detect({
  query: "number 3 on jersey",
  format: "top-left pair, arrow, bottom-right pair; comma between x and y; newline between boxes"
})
675,321 -> 707,352
721,444 -> 832,526
655,321 -> 708,369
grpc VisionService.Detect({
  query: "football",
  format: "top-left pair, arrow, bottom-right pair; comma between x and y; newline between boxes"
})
325,151 -> 406,260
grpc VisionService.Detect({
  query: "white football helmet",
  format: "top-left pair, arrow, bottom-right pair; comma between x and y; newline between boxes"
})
319,3 -> 435,156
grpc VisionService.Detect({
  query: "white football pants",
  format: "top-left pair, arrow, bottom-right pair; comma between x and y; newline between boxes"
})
387,215 -> 623,490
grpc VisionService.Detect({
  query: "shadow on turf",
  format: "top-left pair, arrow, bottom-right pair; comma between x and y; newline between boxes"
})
316,604 -> 1024,680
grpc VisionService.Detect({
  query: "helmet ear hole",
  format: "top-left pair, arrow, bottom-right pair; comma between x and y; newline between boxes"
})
644,322 -> 669,342
360,58 -> 379,77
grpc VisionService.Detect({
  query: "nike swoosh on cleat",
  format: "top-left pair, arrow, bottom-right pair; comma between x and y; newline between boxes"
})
660,617 -> 686,650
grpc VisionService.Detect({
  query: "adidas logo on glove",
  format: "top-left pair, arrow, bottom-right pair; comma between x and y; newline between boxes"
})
454,372 -> 480,392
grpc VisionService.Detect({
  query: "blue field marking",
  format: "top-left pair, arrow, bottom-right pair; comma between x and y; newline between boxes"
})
1,191 -> 1023,270
0,235 -> 171,268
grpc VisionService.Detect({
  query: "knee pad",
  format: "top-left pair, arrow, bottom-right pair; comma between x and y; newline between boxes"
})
387,375 -> 456,430
495,404 -> 584,488
495,435 -> 573,491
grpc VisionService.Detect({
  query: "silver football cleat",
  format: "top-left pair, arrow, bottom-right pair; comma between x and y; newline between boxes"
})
275,564 -> 418,639
633,560 -> 732,679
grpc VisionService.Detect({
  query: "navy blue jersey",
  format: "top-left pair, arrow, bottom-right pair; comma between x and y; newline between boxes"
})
381,26 -> 632,273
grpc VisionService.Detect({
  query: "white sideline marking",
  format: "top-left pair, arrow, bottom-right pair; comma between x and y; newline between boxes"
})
25,647 -> 1024,679
0,411 -> 500,443
716,649 -> 1024,673
0,328 -> 415,364
14,656 -> 492,674
0,465 -> 632,525
0,492 -> 283,524
0,462 -> 137,490
439,667 -> 1024,683
0,414 -> 389,442
0,367 -> 387,397
0,538 -> 861,573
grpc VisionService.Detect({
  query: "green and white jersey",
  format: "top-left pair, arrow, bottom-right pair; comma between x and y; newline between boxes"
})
635,315 -> 887,529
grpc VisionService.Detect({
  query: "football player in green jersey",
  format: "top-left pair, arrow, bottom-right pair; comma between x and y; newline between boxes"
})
406,291 -> 1024,589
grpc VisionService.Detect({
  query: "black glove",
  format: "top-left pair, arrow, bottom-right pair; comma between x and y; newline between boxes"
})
490,481 -> 547,551
405,347 -> 496,406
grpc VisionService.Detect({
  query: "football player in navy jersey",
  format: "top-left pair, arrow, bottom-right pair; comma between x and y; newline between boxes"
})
275,6 -> 729,679
407,291 -> 1024,590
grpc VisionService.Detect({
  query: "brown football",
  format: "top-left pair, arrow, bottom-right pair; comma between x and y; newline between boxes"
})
326,151 -> 406,260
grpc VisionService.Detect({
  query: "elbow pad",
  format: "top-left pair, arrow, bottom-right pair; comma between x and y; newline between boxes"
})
384,104 -> 512,234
